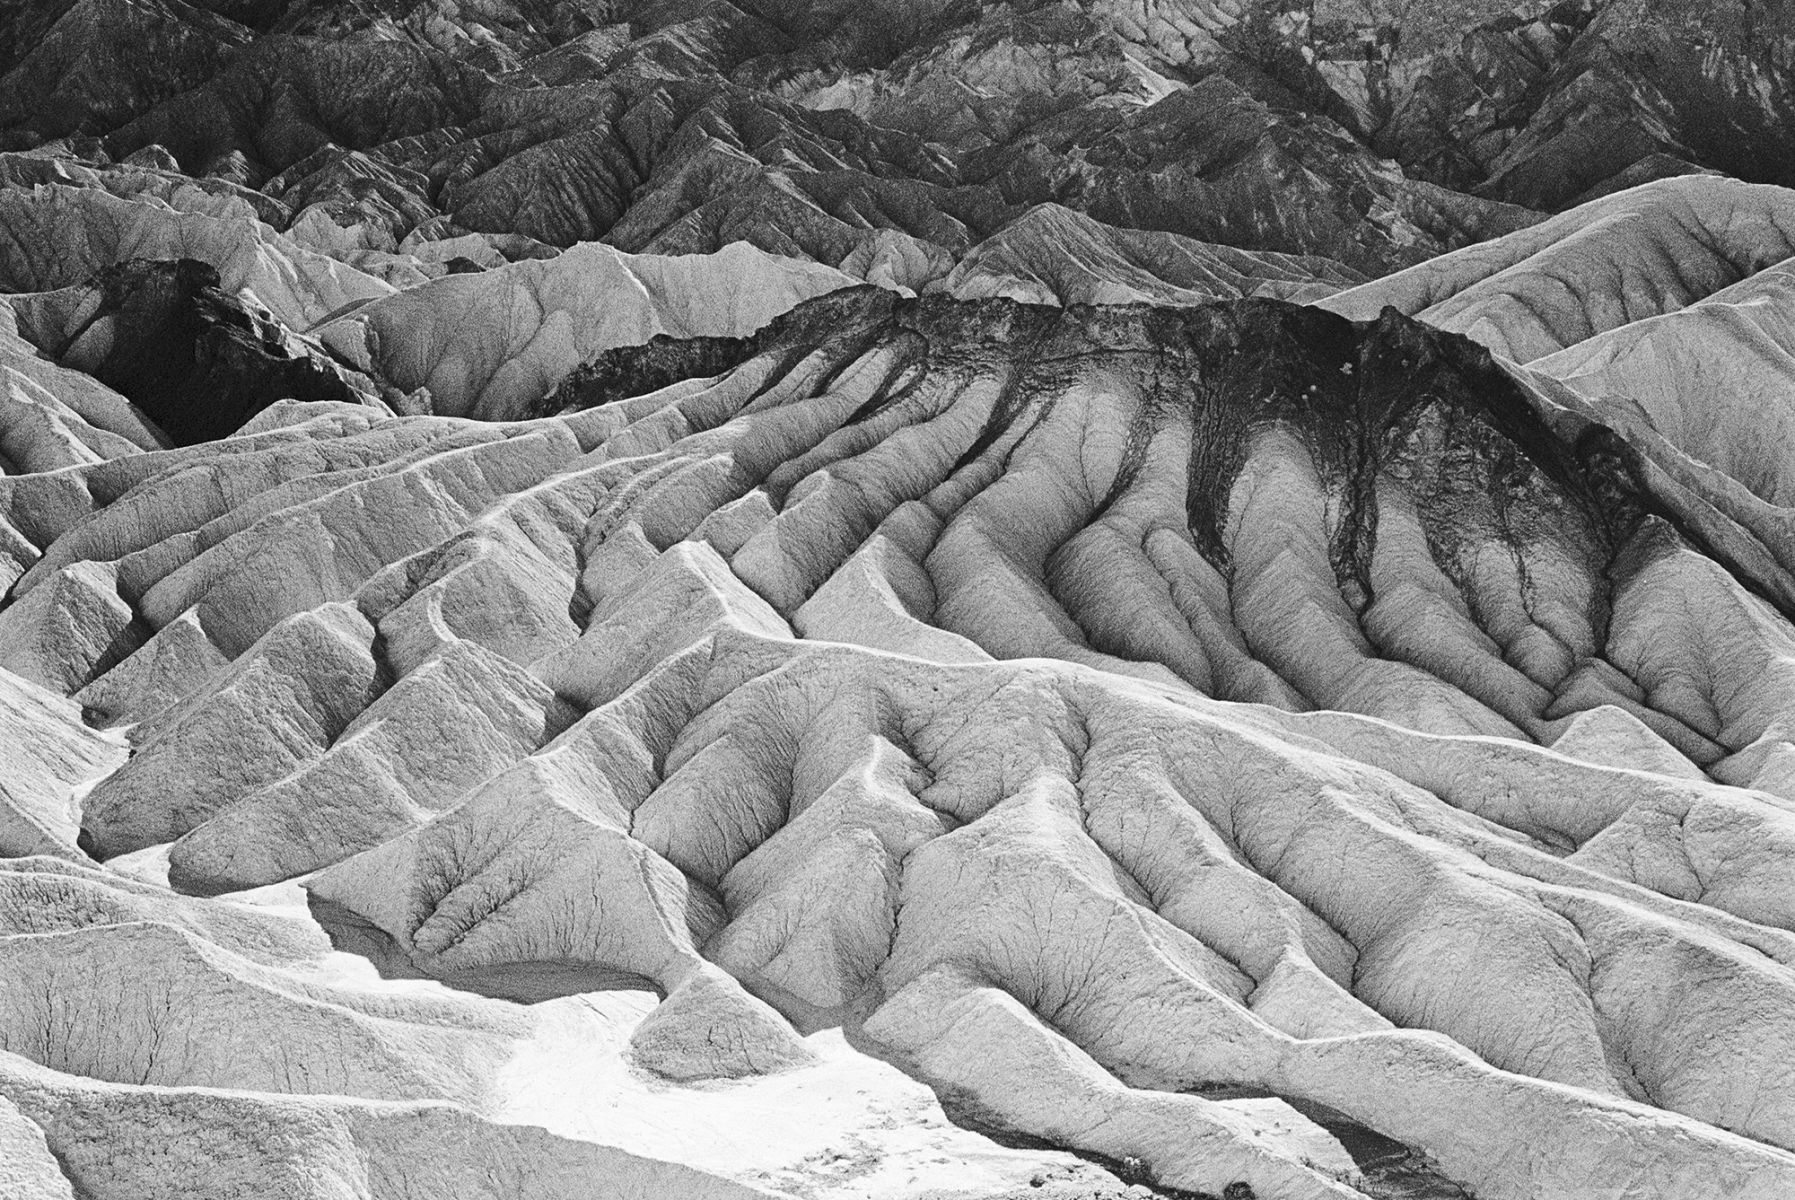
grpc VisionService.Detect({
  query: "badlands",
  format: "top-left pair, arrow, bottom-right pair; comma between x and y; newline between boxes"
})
3,0 -> 1795,1198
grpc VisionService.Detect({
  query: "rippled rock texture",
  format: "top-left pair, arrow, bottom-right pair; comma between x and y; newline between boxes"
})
4,164 -> 1795,1196
3,1 -> 1795,1198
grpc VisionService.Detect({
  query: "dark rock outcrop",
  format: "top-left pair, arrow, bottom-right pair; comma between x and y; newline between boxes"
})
9,257 -> 376,443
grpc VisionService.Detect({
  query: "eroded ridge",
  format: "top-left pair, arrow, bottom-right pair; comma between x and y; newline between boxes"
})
2,287 -> 1795,1199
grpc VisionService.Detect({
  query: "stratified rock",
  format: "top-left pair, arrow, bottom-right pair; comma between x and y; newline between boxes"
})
0,148 -> 292,226
943,202 -> 1365,305
1379,0 -> 1795,209
0,0 -> 253,142
0,0 -> 1545,285
0,234 -> 1791,1194
1529,254 -> 1795,506
1320,174 -> 1795,361
103,37 -> 491,184
315,240 -> 860,419
270,0 -> 611,73
1310,177 -> 1795,614
2,6 -> 1795,1197
0,185 -> 393,329
977,74 -> 1538,275
262,145 -> 445,256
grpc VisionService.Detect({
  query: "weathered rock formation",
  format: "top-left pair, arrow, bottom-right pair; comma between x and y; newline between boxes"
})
1,169 -> 1794,1197
9,257 -> 378,444
2,1 -> 1794,1197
